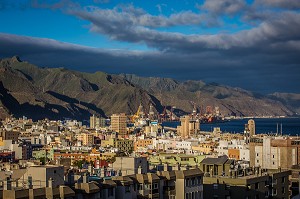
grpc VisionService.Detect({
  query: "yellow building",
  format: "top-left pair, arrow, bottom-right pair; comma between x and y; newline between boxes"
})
192,142 -> 215,154
77,132 -> 94,146
111,113 -> 127,137
134,139 -> 153,151
101,138 -> 133,153
177,115 -> 199,138
90,114 -> 105,129
248,119 -> 255,136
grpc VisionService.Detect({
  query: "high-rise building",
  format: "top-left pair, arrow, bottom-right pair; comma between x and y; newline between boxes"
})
111,113 -> 127,137
77,133 -> 94,146
90,114 -> 105,129
250,137 -> 300,169
177,115 -> 200,138
248,119 -> 255,136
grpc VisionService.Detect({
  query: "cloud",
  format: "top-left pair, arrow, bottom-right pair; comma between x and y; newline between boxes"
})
256,0 -> 300,9
71,5 -> 217,29
156,4 -> 167,14
1,1 -> 300,93
71,6 -> 300,55
0,33 -> 299,94
201,0 -> 247,15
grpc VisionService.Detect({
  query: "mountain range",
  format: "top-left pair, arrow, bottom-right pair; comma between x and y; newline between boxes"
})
0,56 -> 299,120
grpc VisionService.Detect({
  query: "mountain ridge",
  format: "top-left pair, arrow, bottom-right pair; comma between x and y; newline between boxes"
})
0,56 -> 298,120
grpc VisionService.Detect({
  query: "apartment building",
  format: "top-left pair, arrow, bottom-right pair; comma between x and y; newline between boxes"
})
158,168 -> 204,199
200,155 -> 291,199
0,131 -> 20,142
111,113 -> 127,137
134,139 -> 153,151
177,116 -> 200,138
250,136 -> 300,169
102,138 -> 134,153
77,132 -> 94,146
112,156 -> 148,175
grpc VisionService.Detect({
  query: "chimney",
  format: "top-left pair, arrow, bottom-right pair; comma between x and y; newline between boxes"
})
163,163 -> 169,171
298,172 -> 300,195
255,168 -> 259,176
4,177 -> 12,190
83,173 -> 88,183
48,178 -> 53,188
100,168 -> 105,177
67,171 -> 74,185
137,166 -> 142,174
175,163 -> 180,171
28,176 -> 33,189
259,167 -> 262,176
88,164 -> 93,175
210,168 -> 213,177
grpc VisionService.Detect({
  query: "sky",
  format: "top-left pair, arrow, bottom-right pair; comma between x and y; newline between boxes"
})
0,0 -> 300,94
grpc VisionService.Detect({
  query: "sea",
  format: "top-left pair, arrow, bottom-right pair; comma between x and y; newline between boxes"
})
162,117 -> 300,135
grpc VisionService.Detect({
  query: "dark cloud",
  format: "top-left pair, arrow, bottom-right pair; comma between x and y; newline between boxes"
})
1,1 -> 300,94
255,0 -> 300,9
201,0 -> 247,15
72,7 -> 300,55
71,5 -> 217,29
0,33 -> 299,94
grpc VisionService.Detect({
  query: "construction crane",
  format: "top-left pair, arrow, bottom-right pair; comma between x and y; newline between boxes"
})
130,104 -> 144,123
170,106 -> 176,121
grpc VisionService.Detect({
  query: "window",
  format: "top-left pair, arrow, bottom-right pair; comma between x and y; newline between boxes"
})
213,184 -> 218,190
153,183 -> 158,189
282,177 -> 285,183
225,185 -> 230,190
192,178 -> 195,185
255,183 -> 259,189
197,176 -> 202,184
108,188 -> 114,197
265,191 -> 269,197
273,188 -> 277,196
125,185 -> 130,192
138,184 -> 143,190
282,187 -> 285,194
186,178 -> 190,186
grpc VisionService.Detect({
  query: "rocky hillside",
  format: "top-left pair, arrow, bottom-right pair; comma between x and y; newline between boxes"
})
121,74 -> 295,117
0,56 -> 162,120
0,56 -> 298,120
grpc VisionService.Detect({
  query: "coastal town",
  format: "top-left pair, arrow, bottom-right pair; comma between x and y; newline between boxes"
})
0,105 -> 299,199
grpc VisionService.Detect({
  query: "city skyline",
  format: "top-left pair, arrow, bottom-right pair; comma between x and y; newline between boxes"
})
0,0 -> 300,93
